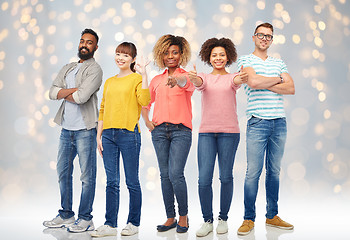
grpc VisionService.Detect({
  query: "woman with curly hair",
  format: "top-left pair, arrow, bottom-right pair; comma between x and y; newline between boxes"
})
141,34 -> 193,233
188,38 -> 248,237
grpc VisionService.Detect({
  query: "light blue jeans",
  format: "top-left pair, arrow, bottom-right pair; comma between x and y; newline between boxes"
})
151,123 -> 192,218
57,128 -> 97,221
102,126 -> 142,228
244,117 -> 287,221
198,133 -> 240,222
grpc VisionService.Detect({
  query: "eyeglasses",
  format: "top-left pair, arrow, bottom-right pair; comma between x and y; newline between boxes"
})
254,33 -> 273,41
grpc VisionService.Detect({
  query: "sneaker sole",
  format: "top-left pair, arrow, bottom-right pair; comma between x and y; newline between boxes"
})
196,229 -> 213,237
68,225 -> 95,233
217,229 -> 228,234
266,223 -> 294,230
121,231 -> 138,236
43,223 -> 74,228
90,232 -> 117,237
237,228 -> 254,236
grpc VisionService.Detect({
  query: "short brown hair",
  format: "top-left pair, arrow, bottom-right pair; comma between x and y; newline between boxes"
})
254,22 -> 274,34
153,34 -> 191,69
199,37 -> 237,67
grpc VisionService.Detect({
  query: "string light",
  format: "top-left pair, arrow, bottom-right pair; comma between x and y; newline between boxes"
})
0,0 -> 349,205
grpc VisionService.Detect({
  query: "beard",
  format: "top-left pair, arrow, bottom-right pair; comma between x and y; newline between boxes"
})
255,41 -> 270,51
78,47 -> 95,60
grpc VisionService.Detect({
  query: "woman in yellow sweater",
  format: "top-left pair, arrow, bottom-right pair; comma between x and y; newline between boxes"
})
91,42 -> 150,237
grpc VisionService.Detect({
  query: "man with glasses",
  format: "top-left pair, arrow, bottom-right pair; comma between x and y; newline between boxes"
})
236,22 -> 295,235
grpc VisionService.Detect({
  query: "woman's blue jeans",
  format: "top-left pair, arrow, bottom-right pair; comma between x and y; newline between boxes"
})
102,126 -> 142,228
57,128 -> 97,221
244,117 -> 287,221
151,123 -> 192,218
197,132 -> 240,222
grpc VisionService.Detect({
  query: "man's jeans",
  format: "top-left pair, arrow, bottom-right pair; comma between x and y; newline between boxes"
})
57,128 -> 97,221
102,127 -> 142,228
197,132 -> 240,222
151,123 -> 192,218
244,117 -> 287,221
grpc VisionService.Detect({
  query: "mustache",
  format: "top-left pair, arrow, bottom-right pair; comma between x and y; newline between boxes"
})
79,47 -> 89,53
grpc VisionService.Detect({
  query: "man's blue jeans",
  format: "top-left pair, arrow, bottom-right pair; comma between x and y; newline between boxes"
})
57,128 -> 97,221
197,132 -> 240,222
151,123 -> 192,218
244,117 -> 287,221
102,126 -> 142,228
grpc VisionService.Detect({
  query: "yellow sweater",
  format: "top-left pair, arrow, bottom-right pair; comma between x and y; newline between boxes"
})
98,73 -> 150,132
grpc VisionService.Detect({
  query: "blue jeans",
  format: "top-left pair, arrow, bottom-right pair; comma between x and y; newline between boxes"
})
57,128 -> 97,221
198,133 -> 240,222
244,117 -> 287,221
102,126 -> 141,228
151,123 -> 192,218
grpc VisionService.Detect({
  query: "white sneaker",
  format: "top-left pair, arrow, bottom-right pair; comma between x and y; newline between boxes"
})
216,217 -> 228,234
43,214 -> 75,228
90,225 -> 117,237
121,222 -> 139,236
67,219 -> 95,232
196,221 -> 213,237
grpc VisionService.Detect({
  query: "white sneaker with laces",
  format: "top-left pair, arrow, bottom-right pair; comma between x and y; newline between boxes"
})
67,219 -> 95,233
196,220 -> 213,237
216,217 -> 228,234
121,222 -> 139,236
43,214 -> 75,228
90,225 -> 117,237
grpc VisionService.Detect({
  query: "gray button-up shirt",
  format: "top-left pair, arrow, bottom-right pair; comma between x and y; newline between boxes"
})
49,57 -> 103,130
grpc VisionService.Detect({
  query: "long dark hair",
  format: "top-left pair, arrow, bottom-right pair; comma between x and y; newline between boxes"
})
115,42 -> 137,72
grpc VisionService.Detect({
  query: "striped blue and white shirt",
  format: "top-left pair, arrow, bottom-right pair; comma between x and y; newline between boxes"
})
237,54 -> 288,120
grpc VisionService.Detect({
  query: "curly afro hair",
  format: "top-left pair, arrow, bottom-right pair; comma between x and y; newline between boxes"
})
199,37 -> 237,67
153,34 -> 191,69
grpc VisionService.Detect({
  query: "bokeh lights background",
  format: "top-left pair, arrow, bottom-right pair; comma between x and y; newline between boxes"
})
0,0 -> 350,239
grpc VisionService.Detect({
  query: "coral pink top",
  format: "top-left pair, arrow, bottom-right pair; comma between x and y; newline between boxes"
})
197,72 -> 240,133
144,68 -> 195,129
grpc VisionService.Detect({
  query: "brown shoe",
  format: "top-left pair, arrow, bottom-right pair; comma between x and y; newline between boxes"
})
266,216 -> 294,230
237,220 -> 254,235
